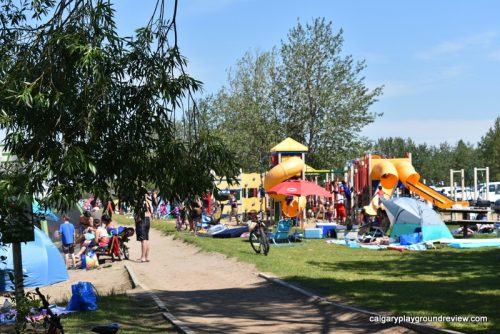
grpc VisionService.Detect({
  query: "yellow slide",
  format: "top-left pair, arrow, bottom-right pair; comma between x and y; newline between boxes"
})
364,158 -> 399,215
365,156 -> 468,215
264,156 -> 307,217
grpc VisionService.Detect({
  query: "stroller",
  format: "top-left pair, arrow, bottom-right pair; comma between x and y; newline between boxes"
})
99,226 -> 135,260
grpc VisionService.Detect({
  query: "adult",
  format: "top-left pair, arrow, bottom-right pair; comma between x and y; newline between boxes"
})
228,191 -> 240,225
188,196 -> 203,232
335,193 -> 346,225
341,181 -> 352,216
103,199 -> 115,218
135,192 -> 153,262
151,191 -> 159,219
78,210 -> 92,234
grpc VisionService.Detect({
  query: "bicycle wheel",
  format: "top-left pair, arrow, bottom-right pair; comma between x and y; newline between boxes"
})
260,227 -> 270,256
249,230 -> 262,254
121,244 -> 129,260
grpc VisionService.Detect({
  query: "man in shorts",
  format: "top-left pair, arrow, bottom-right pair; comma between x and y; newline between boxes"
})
59,214 -> 76,269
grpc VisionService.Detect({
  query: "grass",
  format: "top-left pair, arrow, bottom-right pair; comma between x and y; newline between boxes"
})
114,215 -> 500,333
2,292 -> 178,334
60,292 -> 178,334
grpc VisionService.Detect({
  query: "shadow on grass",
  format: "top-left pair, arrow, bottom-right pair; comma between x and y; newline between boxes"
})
296,248 -> 500,333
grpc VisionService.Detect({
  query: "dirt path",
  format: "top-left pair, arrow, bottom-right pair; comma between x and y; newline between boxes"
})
126,228 -> 416,334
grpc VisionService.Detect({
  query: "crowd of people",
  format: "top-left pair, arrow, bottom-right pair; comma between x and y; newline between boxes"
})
308,179 -> 354,225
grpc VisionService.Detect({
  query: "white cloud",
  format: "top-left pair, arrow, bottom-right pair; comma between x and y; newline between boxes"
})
368,64 -> 465,99
361,118 -> 494,146
416,31 -> 498,60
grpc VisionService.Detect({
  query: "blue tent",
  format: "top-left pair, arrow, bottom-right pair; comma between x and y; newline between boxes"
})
383,197 -> 453,241
32,202 -> 60,221
0,226 -> 69,292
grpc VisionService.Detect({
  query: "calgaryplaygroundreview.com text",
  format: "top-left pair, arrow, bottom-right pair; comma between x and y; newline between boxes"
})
369,315 -> 488,325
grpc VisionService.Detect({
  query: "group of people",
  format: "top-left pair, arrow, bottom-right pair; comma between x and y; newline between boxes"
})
311,180 -> 353,224
58,208 -> 117,269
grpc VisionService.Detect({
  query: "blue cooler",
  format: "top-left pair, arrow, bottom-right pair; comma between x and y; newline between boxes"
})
315,223 -> 336,237
304,228 -> 323,239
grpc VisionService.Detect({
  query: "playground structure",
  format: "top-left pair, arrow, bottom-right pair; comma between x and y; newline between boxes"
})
214,172 -> 263,219
352,154 -> 469,215
263,138 -> 308,220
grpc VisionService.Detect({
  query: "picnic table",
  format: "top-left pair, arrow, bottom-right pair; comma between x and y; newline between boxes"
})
440,207 -> 495,238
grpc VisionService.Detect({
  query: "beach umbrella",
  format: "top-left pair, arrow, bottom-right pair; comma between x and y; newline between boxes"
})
267,179 -> 331,197
0,226 -> 69,292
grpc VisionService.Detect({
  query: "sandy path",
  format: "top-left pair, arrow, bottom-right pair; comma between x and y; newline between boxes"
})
126,228 -> 415,334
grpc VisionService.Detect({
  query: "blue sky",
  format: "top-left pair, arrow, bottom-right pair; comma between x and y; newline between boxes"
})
119,0 -> 500,146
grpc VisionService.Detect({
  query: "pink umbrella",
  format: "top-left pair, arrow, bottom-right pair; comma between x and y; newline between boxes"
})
267,180 -> 331,197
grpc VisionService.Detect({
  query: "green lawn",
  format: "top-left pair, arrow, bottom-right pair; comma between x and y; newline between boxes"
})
61,293 -> 177,334
115,215 -> 500,333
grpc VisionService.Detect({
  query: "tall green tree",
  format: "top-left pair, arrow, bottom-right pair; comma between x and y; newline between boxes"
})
199,18 -> 383,171
278,18 -> 383,168
0,0 -> 240,214
478,117 -> 500,180
199,50 -> 283,171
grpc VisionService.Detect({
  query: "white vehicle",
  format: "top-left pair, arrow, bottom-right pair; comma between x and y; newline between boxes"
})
478,182 -> 500,203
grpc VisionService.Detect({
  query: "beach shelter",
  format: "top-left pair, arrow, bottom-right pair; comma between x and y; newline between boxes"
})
382,197 -> 453,241
0,226 -> 69,292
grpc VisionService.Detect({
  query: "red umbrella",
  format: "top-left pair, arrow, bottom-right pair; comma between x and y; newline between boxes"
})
267,180 -> 331,197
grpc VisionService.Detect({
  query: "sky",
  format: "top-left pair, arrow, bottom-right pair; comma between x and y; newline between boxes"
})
112,0 -> 500,146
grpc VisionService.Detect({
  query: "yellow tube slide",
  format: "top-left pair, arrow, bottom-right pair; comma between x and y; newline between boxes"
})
264,156 -> 307,217
364,157 -> 399,215
365,157 -> 468,214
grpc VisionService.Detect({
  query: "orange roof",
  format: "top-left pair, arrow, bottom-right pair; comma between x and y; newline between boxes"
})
270,137 -> 308,153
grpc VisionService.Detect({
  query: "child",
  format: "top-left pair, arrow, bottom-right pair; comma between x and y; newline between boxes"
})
59,214 -> 76,269
376,186 -> 386,206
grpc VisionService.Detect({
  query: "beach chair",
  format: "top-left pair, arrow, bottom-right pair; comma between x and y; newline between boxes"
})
268,219 -> 293,245
358,216 -> 391,243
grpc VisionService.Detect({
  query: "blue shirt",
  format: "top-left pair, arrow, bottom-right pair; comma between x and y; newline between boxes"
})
59,222 -> 75,245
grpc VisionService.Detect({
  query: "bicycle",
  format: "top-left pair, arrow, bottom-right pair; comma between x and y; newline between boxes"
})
248,211 -> 270,256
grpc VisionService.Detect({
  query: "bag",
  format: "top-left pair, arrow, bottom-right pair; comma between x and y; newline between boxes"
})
66,281 -> 98,311
81,251 -> 99,269
327,229 -> 337,238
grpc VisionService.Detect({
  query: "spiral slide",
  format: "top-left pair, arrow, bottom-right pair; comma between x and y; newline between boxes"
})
264,156 -> 307,217
365,156 -> 468,215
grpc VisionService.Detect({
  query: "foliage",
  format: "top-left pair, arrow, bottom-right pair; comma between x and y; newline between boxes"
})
278,18 -> 382,168
478,117 -> 500,180
0,0 -> 240,215
198,50 -> 283,172
147,217 -> 500,334
199,18 -> 383,171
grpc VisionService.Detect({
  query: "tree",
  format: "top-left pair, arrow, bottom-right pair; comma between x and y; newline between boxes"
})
199,18 -> 383,171
199,50 -> 283,171
278,18 -> 383,168
0,0 -> 240,214
478,117 -> 500,180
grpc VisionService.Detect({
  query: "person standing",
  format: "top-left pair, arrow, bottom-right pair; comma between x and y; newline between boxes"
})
135,192 -> 153,262
376,186 -> 386,207
341,181 -> 352,217
228,191 -> 240,225
59,215 -> 76,269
